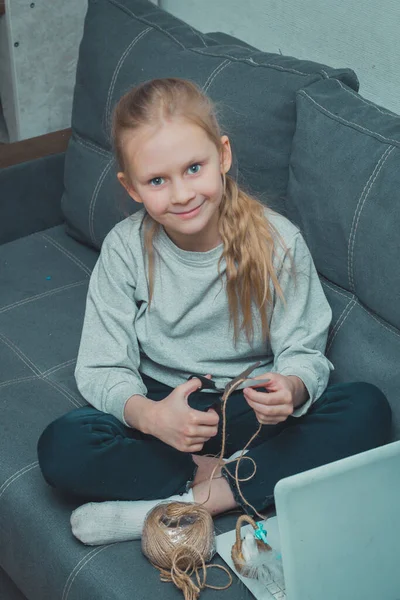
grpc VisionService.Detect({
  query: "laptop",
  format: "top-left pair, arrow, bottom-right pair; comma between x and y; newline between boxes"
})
216,440 -> 400,600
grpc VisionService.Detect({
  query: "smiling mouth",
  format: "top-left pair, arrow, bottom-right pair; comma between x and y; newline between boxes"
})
172,200 -> 205,215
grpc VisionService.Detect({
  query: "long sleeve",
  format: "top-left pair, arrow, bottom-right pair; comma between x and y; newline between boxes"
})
75,227 -> 148,424
269,232 -> 334,417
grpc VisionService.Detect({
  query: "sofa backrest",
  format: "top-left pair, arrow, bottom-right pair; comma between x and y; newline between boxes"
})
287,78 -> 400,439
61,0 -> 399,438
61,0 -> 357,249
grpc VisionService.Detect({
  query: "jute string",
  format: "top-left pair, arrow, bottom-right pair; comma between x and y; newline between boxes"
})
142,502 -> 232,599
142,374 -> 266,598
205,373 -> 265,520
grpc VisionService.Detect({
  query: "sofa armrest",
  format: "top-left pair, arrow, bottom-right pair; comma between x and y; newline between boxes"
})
0,152 -> 66,245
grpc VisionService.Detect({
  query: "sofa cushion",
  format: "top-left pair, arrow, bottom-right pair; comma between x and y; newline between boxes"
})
287,78 -> 400,439
61,0 -> 358,250
0,568 -> 26,600
0,225 -> 248,599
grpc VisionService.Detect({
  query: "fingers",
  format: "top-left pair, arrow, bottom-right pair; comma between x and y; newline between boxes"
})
184,424 -> 218,439
181,437 -> 212,453
185,443 -> 205,453
181,435 -> 216,453
246,398 -> 293,423
244,387 -> 291,406
191,407 -> 220,426
188,437 -> 212,446
244,387 -> 293,423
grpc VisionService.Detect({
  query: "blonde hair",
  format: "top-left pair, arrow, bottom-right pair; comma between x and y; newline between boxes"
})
112,78 -> 288,346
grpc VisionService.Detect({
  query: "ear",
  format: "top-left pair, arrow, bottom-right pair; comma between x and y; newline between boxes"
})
220,135 -> 232,174
117,172 -> 143,204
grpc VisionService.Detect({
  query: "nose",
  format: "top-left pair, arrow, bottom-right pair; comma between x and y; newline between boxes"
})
171,178 -> 196,206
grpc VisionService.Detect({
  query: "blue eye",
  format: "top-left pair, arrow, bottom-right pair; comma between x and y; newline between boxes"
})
188,164 -> 201,174
150,177 -> 164,186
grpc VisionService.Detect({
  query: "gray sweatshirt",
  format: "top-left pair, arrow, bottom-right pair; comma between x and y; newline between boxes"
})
75,208 -> 334,425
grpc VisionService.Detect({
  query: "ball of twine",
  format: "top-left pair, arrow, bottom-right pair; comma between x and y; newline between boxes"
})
142,501 -> 215,570
142,501 -> 232,600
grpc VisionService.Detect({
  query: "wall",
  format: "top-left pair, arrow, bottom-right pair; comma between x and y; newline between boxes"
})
0,0 -> 162,141
162,0 -> 400,116
0,0 -> 88,141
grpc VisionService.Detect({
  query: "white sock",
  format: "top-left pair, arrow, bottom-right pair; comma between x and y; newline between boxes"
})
225,448 -> 248,462
70,489 -> 194,545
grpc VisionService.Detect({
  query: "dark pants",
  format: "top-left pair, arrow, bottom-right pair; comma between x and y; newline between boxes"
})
37,376 -> 392,514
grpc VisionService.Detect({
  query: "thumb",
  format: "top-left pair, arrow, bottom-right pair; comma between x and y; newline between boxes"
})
182,377 -> 203,399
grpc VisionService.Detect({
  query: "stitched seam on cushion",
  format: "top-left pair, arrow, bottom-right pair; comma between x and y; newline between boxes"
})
347,145 -> 394,291
106,0 -> 313,77
321,279 -> 400,341
321,279 -> 354,301
41,359 -> 76,377
298,90 -> 400,147
357,303 -> 400,341
203,59 -> 230,92
0,375 -> 38,389
73,133 -> 111,158
88,159 -> 114,247
187,24 -> 208,47
62,545 -> 115,600
107,0 -> 186,49
105,27 -> 152,132
141,10 -> 162,20
326,299 -> 357,353
191,47 -> 312,76
0,372 -> 81,408
169,22 -> 208,47
326,301 -> 349,348
335,79 -> 400,119
0,335 -> 82,407
0,462 -> 39,501
43,377 -> 83,409
0,333 -> 41,376
0,281 -> 87,315
41,233 -> 93,276
327,298 -> 355,348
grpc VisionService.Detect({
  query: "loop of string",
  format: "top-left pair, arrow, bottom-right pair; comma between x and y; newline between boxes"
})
155,545 -> 232,600
200,375 -> 265,520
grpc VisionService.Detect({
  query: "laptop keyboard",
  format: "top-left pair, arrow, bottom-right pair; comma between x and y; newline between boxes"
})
265,576 -> 286,599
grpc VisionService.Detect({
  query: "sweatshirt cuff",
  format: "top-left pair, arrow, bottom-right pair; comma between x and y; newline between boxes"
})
106,381 -> 148,426
278,365 -> 322,418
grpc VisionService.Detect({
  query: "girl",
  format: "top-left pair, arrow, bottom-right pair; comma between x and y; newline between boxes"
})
37,78 -> 391,546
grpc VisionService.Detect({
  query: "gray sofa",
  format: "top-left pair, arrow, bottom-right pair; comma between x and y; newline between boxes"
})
1,0 -> 399,598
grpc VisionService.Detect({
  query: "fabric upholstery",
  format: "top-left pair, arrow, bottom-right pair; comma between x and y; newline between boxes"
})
287,78 -> 400,438
0,225 -> 245,599
61,0 -> 358,250
0,568 -> 26,600
1,1 -> 399,599
0,153 -> 65,245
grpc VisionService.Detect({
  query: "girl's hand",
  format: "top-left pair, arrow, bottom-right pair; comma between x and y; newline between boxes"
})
243,373 -> 308,425
149,377 -> 220,453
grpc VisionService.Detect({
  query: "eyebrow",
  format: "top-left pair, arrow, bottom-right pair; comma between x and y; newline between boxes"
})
143,157 -> 207,180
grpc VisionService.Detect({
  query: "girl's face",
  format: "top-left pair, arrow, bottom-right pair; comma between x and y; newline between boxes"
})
117,118 -> 232,252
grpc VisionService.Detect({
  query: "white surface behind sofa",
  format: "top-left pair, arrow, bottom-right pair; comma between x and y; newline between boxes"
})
0,0 -> 88,142
0,0 -> 398,142
162,0 -> 400,117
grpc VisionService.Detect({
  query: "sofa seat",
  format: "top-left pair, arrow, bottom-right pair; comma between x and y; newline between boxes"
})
0,224 -> 246,599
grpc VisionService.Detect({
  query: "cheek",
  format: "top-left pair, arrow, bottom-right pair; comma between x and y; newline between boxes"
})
201,174 -> 223,201
141,190 -> 169,215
